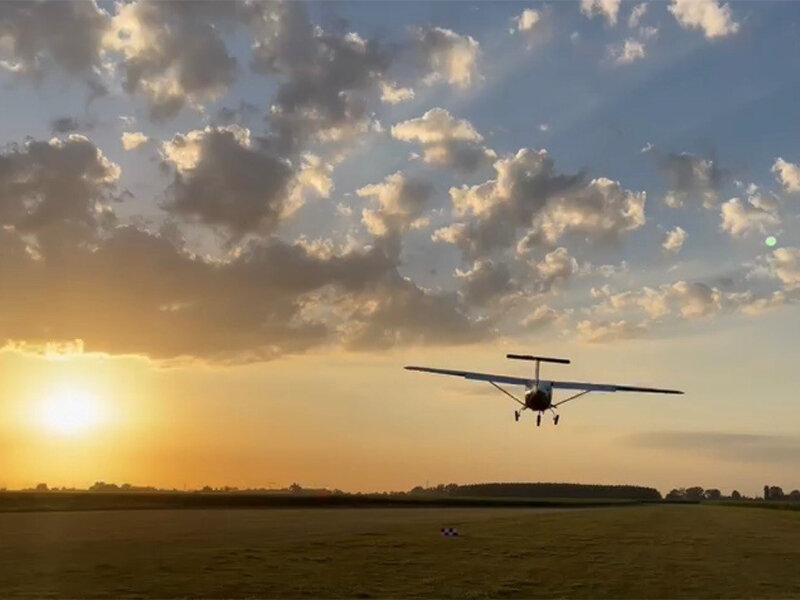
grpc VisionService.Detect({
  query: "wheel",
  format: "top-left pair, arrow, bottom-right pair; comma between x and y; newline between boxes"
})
554,414 -> 560,425
514,411 -> 520,422
536,414 -> 541,427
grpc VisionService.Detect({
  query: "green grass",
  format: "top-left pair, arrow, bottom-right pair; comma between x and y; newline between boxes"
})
2,505 -> 800,598
0,491 -> 639,513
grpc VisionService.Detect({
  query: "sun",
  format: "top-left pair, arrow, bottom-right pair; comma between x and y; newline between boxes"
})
39,387 -> 105,435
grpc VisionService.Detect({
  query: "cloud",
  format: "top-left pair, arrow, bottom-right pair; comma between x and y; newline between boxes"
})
0,137 -> 488,362
609,39 -> 646,65
772,158 -> 800,193
580,0 -> 621,26
417,26 -> 480,89
662,226 -> 687,253
522,305 -> 561,330
0,0 -> 109,85
121,131 -> 149,151
435,149 -> 645,260
340,272 -> 491,351
534,247 -> 579,291
577,319 -> 648,343
0,134 -> 119,253
391,108 -> 495,172
590,280 -> 731,321
161,125 -> 294,237
380,81 -> 415,104
103,1 -> 238,121
248,3 -> 390,155
655,152 -> 724,209
50,117 -> 83,134
512,9 -> 541,34
668,0 -> 739,39
628,431 -> 800,464
720,195 -> 780,238
628,3 -> 648,28
357,171 -> 433,238
455,259 -> 513,307
765,247 -> 800,290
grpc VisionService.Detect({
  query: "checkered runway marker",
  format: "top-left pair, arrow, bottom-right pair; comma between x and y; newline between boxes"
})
440,527 -> 459,537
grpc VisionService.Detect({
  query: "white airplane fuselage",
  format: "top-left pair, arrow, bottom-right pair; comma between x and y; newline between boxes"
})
524,382 -> 553,411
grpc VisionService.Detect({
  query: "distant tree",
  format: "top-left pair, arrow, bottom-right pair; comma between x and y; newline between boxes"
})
704,489 -> 722,501
730,490 -> 742,500
444,483 -> 458,495
769,486 -> 784,500
764,485 -> 770,500
685,486 -> 704,501
35,483 -> 48,492
409,486 -> 425,496
788,490 -> 800,501
288,483 -> 303,494
89,481 -> 119,492
665,488 -> 685,501
201,485 -> 213,492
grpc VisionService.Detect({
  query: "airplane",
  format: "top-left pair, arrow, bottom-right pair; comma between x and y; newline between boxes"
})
405,353 -> 683,427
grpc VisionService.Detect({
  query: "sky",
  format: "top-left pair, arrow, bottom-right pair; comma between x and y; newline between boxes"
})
1,0 -> 799,496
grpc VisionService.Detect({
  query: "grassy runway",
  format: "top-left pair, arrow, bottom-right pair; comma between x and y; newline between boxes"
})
2,504 -> 800,598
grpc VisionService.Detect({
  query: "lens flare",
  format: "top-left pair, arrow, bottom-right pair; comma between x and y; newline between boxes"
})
765,236 -> 777,247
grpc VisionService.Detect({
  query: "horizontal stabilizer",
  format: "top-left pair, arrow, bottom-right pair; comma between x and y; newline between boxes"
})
506,354 -> 570,365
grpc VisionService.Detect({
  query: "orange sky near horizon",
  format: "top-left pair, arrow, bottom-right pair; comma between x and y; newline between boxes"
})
2,308 -> 798,498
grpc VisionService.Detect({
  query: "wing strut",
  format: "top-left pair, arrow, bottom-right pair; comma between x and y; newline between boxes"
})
489,381 -> 525,407
553,390 -> 591,408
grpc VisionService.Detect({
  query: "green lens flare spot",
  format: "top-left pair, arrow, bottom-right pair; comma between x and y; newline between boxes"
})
765,236 -> 777,247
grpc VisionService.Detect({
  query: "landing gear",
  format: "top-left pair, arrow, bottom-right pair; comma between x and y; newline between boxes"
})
514,410 -> 520,422
536,413 -> 542,427
554,414 -> 560,426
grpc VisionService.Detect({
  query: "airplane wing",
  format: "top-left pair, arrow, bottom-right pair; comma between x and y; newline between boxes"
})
404,366 -> 531,387
550,380 -> 683,394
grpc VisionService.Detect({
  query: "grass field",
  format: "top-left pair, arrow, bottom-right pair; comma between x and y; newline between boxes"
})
2,504 -> 800,598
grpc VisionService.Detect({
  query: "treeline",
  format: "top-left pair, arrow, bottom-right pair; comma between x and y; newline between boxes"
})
665,486 -> 800,501
409,482 -> 662,500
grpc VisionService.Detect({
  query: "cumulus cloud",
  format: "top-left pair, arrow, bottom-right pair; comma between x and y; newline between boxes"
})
247,2 -> 390,154
103,1 -> 238,121
161,125 -> 294,237
121,131 -> 149,151
669,0 -> 739,39
357,171 -> 433,238
380,81 -> 415,104
0,134 -> 119,253
522,305 -> 561,330
577,319 -> 648,343
512,9 -> 541,34
391,108 -> 495,172
581,0 -> 621,25
609,39 -> 646,65
772,158 -> 800,193
417,26 -> 480,89
720,195 -> 780,238
0,135 -> 488,361
655,152 -> 724,209
455,259 -> 513,307
592,280 -> 729,321
533,247 -> 579,291
662,226 -> 687,253
435,149 -> 645,260
0,0 -> 109,84
765,247 -> 800,290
